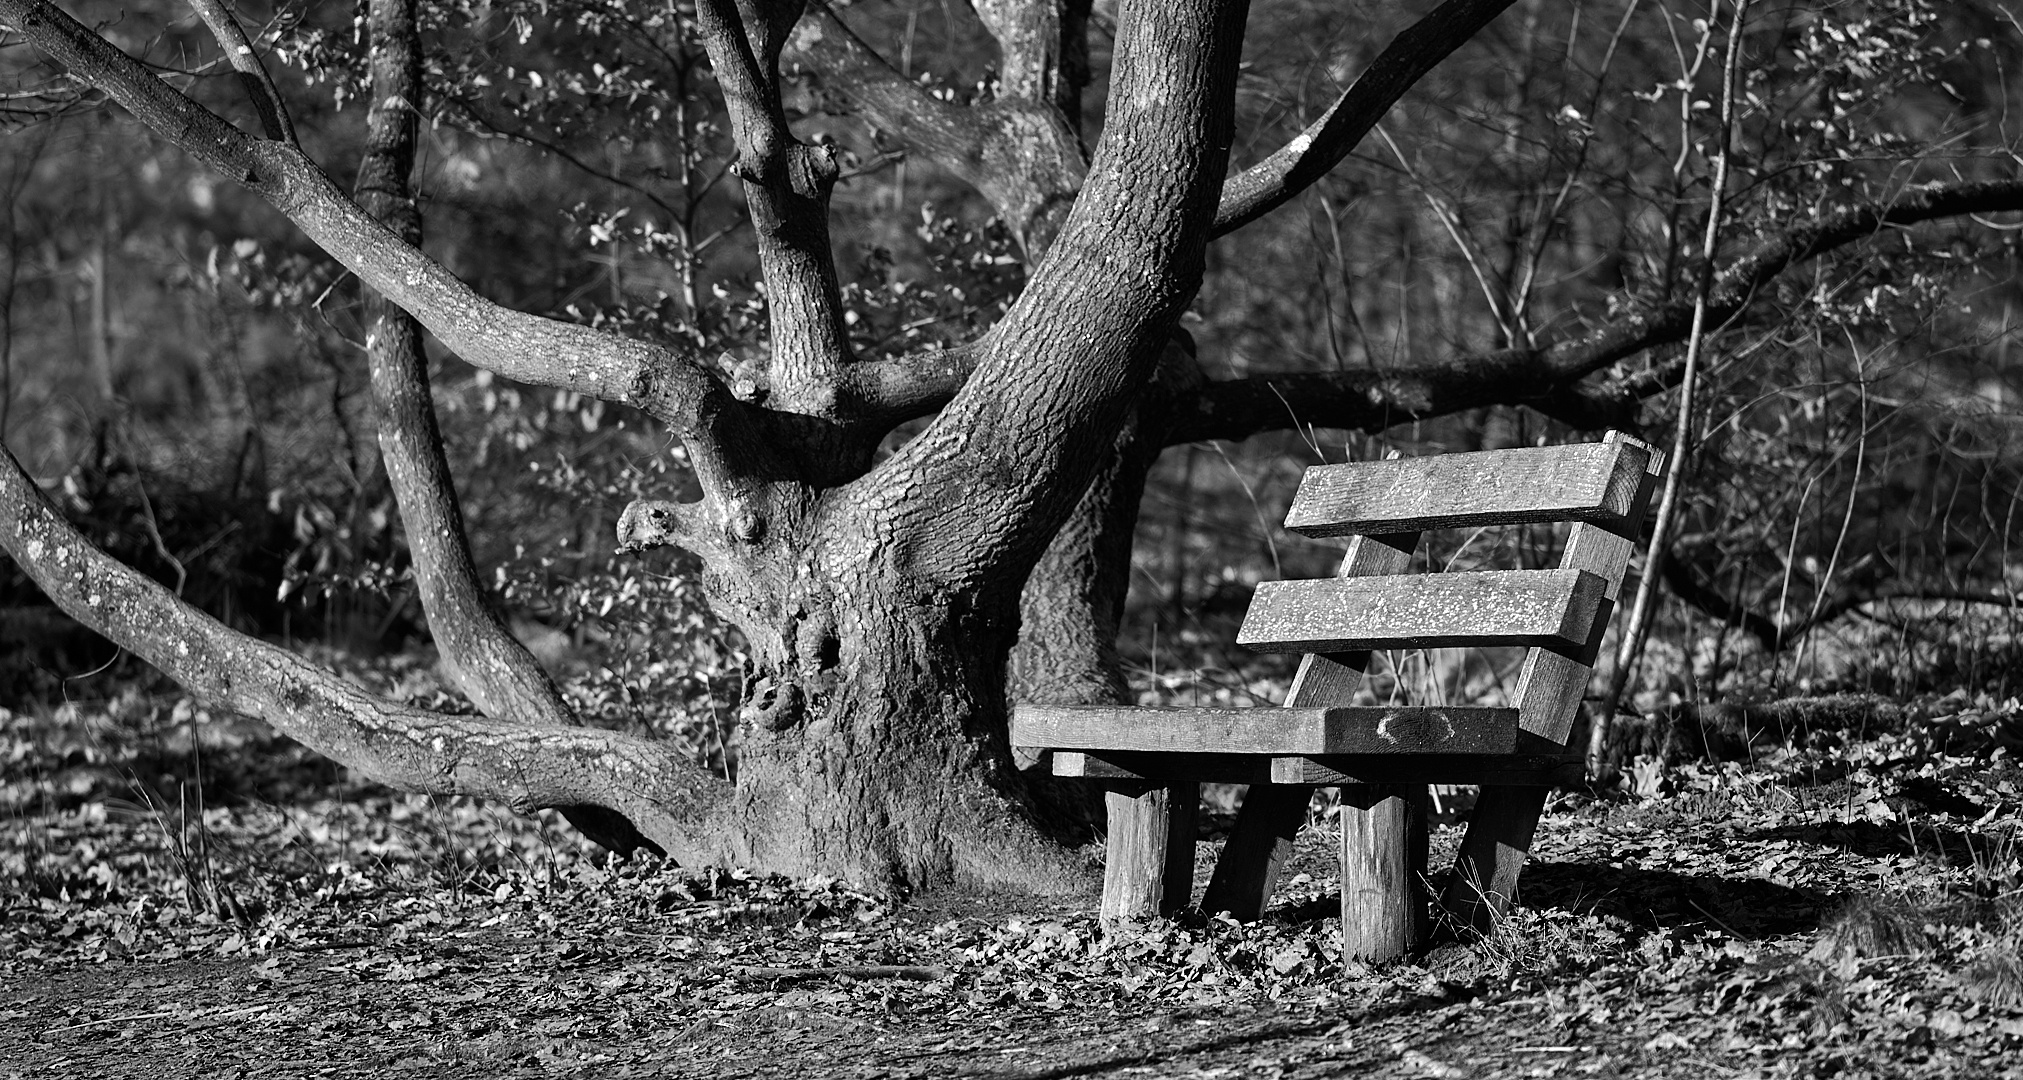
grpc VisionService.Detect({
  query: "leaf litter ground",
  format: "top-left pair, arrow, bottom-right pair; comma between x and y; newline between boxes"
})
3,685 -> 2022,1078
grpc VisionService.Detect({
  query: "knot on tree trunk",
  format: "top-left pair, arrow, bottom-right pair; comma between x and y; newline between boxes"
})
742,676 -> 807,732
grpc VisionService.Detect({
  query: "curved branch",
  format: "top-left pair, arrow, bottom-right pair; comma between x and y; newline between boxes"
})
1175,178 -> 2023,443
1211,0 -> 1516,238
693,0 -> 852,408
1664,554 -> 2023,655
1169,356 -> 1577,444
1661,557 -> 1785,652
186,0 -> 297,144
4,0 -> 817,553
843,0 -> 1247,586
0,0 -> 725,433
789,4 -> 1086,256
0,447 -> 732,861
353,0 -> 591,755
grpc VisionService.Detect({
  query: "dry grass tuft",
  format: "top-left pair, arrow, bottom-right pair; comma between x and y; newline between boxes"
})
1821,893 -> 1933,959
1959,945 -> 2023,1007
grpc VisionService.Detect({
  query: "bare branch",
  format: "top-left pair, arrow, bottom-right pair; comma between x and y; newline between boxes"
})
1212,0 -> 1516,238
353,0 -> 586,746
1664,555 -> 2023,654
1168,356 -> 1575,445
1176,179 -> 2023,443
0,0 -> 729,433
693,0 -> 852,409
185,0 -> 296,144
0,447 -> 731,861
789,4 -> 1085,254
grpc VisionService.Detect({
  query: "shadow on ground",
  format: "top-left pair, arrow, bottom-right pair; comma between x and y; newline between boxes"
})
1744,820 -> 2013,876
1520,861 -> 1830,937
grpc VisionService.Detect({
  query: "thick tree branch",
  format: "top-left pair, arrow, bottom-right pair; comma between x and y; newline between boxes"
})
789,4 -> 1086,255
0,0 -> 727,434
1212,0 -> 1516,238
1175,178 -> 2023,443
1664,556 -> 2023,654
0,447 -> 731,861
353,0 -> 585,741
3,0 -> 817,562
845,0 -> 1246,586
973,0 -> 1088,118
693,0 -> 852,410
185,0 -> 297,144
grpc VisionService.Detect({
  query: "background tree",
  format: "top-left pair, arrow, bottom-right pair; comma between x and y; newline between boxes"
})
2,0 -> 2020,895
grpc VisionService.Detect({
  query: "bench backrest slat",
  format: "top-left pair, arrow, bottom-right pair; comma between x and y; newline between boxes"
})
1511,516 -> 1651,742
1264,431 -> 1662,752
1284,438 -> 1653,538
1238,569 -> 1607,653
1280,532 -> 1417,706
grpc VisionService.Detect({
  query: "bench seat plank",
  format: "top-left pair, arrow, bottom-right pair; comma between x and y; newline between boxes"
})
1013,703 -> 1520,755
1284,439 -> 1651,537
1237,568 -> 1605,652
1051,750 -> 1579,787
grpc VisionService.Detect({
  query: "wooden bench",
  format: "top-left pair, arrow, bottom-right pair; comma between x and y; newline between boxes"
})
1012,431 -> 1662,960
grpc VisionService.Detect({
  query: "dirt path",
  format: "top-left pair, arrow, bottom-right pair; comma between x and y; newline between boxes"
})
4,889 -> 2013,1080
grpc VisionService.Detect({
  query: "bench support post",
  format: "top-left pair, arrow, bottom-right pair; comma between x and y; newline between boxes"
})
1440,784 -> 1545,935
1340,783 -> 1429,963
1200,785 -> 1311,920
1100,782 -> 1198,921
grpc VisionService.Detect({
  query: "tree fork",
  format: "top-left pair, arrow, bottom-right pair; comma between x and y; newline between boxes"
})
343,0 -> 648,851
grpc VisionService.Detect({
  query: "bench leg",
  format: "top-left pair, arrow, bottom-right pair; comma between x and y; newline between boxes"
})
1101,782 -> 1199,922
1339,784 -> 1430,963
1440,785 -> 1545,936
1200,785 -> 1312,920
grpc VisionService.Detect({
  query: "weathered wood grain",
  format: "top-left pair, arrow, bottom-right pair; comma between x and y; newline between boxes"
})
1014,703 -> 1521,755
1052,750 -> 1267,783
1100,783 -> 1198,921
1269,754 -> 1582,786
1218,531 -> 1430,935
1283,437 -> 1654,537
1236,569 -> 1606,652
1341,787 -> 1428,963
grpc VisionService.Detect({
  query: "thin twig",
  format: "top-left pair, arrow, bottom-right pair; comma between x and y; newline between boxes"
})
1375,124 -> 1514,343
1594,0 -> 1751,774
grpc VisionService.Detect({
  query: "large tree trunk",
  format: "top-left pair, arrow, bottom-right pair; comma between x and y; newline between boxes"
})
706,547 -> 1093,892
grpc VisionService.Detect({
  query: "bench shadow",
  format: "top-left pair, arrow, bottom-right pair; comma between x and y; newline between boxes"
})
1265,861 -> 1833,939
1514,861 -> 1831,937
1738,819 -> 2011,874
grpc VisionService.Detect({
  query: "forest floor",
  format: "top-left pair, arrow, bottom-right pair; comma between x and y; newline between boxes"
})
3,678 -> 2022,1079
